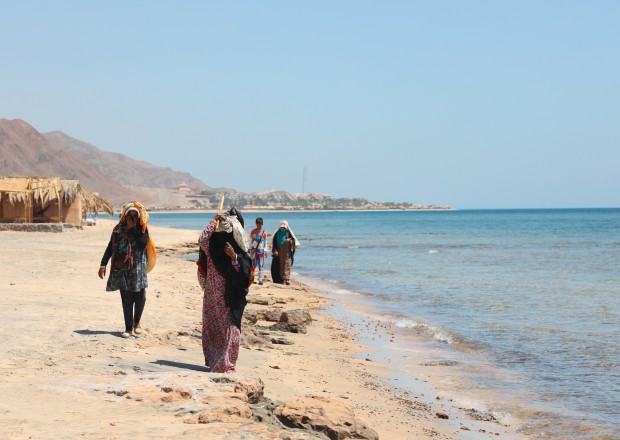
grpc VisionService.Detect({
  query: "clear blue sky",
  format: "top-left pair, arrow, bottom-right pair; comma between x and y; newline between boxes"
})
1,1 -> 618,208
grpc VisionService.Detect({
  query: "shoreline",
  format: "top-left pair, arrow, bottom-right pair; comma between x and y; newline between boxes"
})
0,220 -> 523,439
126,208 -> 456,215
295,274 -> 530,438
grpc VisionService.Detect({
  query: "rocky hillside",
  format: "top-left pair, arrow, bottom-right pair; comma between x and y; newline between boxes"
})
0,119 -> 129,201
0,119 -> 211,208
43,131 -> 208,192
0,118 -> 449,211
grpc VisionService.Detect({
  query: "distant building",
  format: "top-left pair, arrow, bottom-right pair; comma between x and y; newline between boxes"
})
176,182 -> 191,192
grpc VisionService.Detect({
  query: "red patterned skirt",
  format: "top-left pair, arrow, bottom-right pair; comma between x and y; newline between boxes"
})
197,266 -> 240,373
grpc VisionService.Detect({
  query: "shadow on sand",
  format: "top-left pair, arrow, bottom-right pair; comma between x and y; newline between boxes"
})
74,329 -> 119,336
151,359 -> 211,373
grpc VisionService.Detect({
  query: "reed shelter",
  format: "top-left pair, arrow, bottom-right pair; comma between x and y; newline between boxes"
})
0,176 -> 113,227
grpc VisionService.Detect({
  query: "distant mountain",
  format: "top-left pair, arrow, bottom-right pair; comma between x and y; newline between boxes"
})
0,118 -> 449,211
0,118 -> 212,208
43,131 -> 209,192
0,119 -> 129,201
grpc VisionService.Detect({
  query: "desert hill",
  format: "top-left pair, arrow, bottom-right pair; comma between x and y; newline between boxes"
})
0,119 -> 211,209
43,131 -> 208,192
1,118 -> 448,211
0,119 -> 129,202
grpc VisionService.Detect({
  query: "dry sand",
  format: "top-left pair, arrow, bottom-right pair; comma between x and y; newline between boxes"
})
0,220 -> 525,439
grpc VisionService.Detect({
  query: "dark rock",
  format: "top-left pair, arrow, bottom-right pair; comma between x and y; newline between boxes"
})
272,337 -> 294,345
248,296 -> 275,305
0,223 -> 70,232
280,309 -> 312,325
245,308 -> 283,323
270,309 -> 313,334
241,326 -> 272,349
233,378 -> 265,404
210,376 -> 235,384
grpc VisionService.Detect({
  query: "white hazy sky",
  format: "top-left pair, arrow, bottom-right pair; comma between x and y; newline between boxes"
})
1,1 -> 619,209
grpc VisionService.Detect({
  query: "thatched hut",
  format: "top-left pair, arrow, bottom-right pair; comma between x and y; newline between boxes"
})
0,177 -> 113,227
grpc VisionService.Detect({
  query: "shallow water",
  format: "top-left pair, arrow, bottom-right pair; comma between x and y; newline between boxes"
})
144,208 -> 620,438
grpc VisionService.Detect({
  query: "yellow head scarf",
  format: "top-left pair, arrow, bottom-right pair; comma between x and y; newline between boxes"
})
119,201 -> 150,233
119,201 -> 156,272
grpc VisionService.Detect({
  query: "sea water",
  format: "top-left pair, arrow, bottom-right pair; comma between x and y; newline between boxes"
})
145,209 -> 620,438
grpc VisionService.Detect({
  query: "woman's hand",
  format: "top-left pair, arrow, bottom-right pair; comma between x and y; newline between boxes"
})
98,266 -> 106,279
224,242 -> 237,260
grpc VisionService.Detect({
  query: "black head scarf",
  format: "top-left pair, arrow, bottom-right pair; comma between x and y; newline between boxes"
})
209,230 -> 244,275
199,207 -> 246,276
228,207 -> 244,228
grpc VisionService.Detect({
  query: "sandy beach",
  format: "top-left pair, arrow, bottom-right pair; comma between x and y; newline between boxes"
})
0,220 -> 525,439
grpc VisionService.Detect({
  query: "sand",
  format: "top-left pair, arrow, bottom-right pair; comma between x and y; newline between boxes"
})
0,220 -> 525,439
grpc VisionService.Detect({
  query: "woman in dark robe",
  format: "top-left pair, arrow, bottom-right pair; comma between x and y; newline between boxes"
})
197,208 -> 252,373
271,220 -> 300,285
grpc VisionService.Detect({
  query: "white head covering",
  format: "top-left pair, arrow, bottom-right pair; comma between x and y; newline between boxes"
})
274,220 -> 301,249
125,207 -> 140,218
216,213 -> 248,252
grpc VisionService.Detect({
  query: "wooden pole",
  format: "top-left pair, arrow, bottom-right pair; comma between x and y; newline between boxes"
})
216,195 -> 225,229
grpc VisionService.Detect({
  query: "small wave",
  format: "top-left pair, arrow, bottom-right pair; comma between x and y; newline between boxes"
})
429,249 -> 439,254
347,245 -> 360,249
387,316 -> 482,352
456,400 -> 516,427
391,318 -> 457,344
418,325 -> 455,344
334,289 -> 361,296
295,274 -> 368,297
369,268 -> 398,275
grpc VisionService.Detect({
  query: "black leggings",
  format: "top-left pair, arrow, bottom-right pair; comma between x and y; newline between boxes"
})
120,289 -> 146,332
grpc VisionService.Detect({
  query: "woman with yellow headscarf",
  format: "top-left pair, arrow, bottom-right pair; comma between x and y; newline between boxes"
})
98,201 -> 156,338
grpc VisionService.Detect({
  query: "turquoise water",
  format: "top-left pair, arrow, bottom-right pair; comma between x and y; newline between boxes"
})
145,209 -> 619,438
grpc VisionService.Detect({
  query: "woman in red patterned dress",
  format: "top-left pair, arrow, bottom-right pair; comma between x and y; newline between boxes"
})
197,209 -> 252,373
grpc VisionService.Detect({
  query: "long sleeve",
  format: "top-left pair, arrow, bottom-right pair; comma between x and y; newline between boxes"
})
262,231 -> 269,255
225,252 -> 252,328
271,236 -> 278,253
100,238 -> 113,267
249,229 -> 257,253
198,219 -> 217,253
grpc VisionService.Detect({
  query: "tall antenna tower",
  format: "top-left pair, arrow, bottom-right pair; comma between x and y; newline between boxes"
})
302,167 -> 309,194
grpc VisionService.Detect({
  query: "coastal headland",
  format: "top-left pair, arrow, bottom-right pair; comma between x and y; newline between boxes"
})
0,221 -> 521,439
